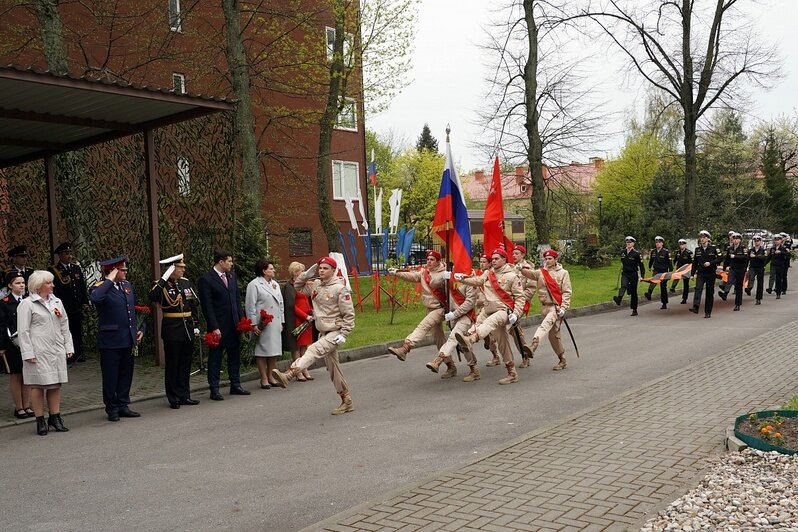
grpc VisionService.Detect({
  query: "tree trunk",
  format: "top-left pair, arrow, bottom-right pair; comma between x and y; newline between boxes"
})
523,0 -> 549,245
221,0 -> 262,202
316,3 -> 347,253
680,0 -> 696,227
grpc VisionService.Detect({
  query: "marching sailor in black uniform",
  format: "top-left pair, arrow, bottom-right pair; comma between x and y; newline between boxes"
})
645,236 -> 671,309
670,239 -> 693,304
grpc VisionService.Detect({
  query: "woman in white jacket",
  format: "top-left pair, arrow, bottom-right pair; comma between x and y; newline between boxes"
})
18,270 -> 74,435
245,259 -> 284,388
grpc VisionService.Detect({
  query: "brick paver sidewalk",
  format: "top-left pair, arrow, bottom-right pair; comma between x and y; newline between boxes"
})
307,320 -> 798,532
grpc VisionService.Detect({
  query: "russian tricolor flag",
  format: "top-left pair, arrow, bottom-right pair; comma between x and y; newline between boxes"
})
368,149 -> 377,186
431,138 -> 472,273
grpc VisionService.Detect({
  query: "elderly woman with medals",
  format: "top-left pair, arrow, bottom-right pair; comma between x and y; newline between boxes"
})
149,254 -> 200,409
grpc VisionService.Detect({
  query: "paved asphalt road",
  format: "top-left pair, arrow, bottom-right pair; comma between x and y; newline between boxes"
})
1,289 -> 795,531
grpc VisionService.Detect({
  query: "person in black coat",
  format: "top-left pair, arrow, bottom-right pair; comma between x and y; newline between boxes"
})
670,239 -> 693,304
690,230 -> 722,318
645,236 -> 672,309
197,249 -> 249,400
613,236 -> 645,316
745,235 -> 769,305
49,243 -> 88,363
768,234 -> 789,299
89,257 -> 145,422
149,254 -> 200,409
2,245 -> 32,298
0,271 -> 32,418
719,232 -> 749,311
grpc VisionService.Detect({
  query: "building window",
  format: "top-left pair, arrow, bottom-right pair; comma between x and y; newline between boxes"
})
470,220 -> 483,235
519,184 -> 528,194
511,220 -> 524,233
325,26 -> 353,64
177,156 -> 190,196
172,73 -> 186,95
335,99 -> 357,131
332,160 -> 360,200
289,228 -> 313,256
168,0 -> 181,32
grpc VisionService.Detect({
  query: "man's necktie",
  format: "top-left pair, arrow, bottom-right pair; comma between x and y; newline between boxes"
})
221,274 -> 228,288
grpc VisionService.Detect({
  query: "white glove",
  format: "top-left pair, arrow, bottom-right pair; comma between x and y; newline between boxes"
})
306,314 -> 314,321
508,313 -> 518,325
387,268 -> 398,275
453,273 -> 465,281
334,334 -> 346,345
305,263 -> 318,277
442,271 -> 452,280
557,308 -> 566,318
444,311 -> 455,321
161,264 -> 175,281
193,328 -> 200,337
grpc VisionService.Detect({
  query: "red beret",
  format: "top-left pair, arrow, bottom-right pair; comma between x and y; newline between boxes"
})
491,248 -> 508,259
480,254 -> 489,260
318,256 -> 337,269
543,249 -> 559,259
513,244 -> 526,254
426,250 -> 442,261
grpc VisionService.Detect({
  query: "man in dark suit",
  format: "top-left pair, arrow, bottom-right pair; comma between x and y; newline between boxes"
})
149,253 -> 201,409
49,242 -> 88,363
89,257 -> 145,421
197,249 -> 249,400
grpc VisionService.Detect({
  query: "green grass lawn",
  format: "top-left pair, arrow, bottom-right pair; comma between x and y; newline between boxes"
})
344,261 -> 623,349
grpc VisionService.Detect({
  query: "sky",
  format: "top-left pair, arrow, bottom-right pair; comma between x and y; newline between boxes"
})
367,0 -> 798,172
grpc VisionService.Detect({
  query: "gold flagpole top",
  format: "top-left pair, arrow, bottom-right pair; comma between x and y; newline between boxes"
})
446,124 -> 451,143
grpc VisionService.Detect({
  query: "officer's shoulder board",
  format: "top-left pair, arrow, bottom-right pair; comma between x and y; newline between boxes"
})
93,280 -> 105,287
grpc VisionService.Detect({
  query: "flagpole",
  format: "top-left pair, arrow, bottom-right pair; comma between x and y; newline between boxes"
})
444,125 -> 452,314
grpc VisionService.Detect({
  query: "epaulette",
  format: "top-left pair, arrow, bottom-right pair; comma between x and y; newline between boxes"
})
94,280 -> 105,287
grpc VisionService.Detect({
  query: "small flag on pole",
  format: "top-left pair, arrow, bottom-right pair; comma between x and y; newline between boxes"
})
369,149 -> 377,187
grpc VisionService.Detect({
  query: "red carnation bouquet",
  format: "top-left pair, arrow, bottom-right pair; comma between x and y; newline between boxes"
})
132,305 -> 151,357
203,331 -> 221,349
235,316 -> 255,333
258,309 -> 274,330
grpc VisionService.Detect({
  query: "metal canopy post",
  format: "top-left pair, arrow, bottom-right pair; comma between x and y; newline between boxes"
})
44,154 -> 59,252
144,129 -> 164,366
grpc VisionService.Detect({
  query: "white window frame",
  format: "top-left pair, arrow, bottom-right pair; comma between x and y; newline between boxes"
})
172,72 -> 186,95
325,26 -> 353,65
332,160 -> 360,201
335,98 -> 357,131
177,156 -> 190,196
168,0 -> 182,32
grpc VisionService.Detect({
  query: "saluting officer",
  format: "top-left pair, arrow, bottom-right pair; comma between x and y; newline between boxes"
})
613,236 -> 645,316
690,230 -> 722,318
670,239 -> 693,304
645,236 -> 671,309
49,243 -> 88,363
745,235 -> 769,305
148,254 -> 200,409
3,245 -> 33,297
719,232 -> 749,311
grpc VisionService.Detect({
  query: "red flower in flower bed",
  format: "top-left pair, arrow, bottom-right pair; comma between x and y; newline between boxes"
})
235,317 -> 255,332
259,309 -> 274,327
134,305 -> 151,314
203,331 -> 221,349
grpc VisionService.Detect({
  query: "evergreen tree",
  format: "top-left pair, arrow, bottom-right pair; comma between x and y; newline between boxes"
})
415,123 -> 439,153
762,127 -> 796,231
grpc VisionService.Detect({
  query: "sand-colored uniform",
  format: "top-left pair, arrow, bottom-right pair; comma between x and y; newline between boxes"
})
396,263 -> 448,350
439,282 -> 478,366
520,263 -> 572,355
290,271 -> 355,394
460,263 -> 525,364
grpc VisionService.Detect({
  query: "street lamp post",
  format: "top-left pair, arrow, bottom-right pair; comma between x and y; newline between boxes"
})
597,194 -> 603,245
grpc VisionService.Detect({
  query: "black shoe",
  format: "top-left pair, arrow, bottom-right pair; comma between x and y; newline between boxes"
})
13,409 -> 27,419
613,296 -> 621,306
630,310 -> 638,316
119,408 -> 141,418
766,288 -> 772,294
660,304 -> 667,309
669,287 -> 676,293
781,291 -> 786,295
230,387 -> 251,396
210,392 -> 224,401
169,402 -> 180,409
260,382 -> 271,389
36,416 -> 48,436
755,300 -> 761,305
745,288 -> 751,296
689,307 -> 699,314
776,294 -> 781,299
48,413 -> 69,432
680,299 -> 687,305
704,314 -> 711,318
644,292 -> 651,300
108,413 -> 120,422
179,398 -> 200,406
718,291 -> 727,301
733,305 -> 740,311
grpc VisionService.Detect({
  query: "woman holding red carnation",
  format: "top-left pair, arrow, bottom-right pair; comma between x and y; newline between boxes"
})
245,259 -> 284,388
281,262 -> 315,382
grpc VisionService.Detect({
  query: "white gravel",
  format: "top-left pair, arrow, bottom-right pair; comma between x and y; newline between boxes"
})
641,449 -> 798,531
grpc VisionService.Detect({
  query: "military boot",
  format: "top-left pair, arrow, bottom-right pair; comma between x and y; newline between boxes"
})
440,361 -> 457,379
388,340 -> 412,361
454,331 -> 476,351
271,367 -> 298,388
426,353 -> 446,373
331,392 -> 354,415
485,353 -> 500,366
498,362 -> 518,385
463,365 -> 481,382
553,353 -> 567,371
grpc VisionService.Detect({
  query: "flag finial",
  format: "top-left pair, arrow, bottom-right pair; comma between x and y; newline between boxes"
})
446,124 -> 451,143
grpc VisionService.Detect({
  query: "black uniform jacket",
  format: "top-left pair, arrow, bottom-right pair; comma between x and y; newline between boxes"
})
621,248 -> 645,276
672,248 -> 693,268
648,247 -> 672,273
723,244 -> 749,271
747,246 -> 769,269
49,263 -> 87,314
692,244 -> 722,277
149,277 -> 199,342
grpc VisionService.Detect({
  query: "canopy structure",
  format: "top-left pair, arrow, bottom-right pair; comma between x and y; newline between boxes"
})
0,65 -> 234,365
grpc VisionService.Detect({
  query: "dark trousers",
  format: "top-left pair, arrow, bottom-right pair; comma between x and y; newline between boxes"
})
730,268 -> 745,306
618,272 -> 639,310
99,347 -> 135,415
670,278 -> 690,301
164,339 -> 193,404
747,267 -> 765,301
784,263 -> 790,292
67,309 -> 83,360
647,272 -> 669,304
721,269 -> 740,296
207,343 -> 241,392
692,275 -> 715,315
773,264 -> 786,295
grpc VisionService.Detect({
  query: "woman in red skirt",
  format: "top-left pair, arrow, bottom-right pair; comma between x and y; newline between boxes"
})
282,262 -> 315,381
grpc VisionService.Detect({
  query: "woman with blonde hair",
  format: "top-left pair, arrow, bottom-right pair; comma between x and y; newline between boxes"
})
281,261 -> 314,382
17,270 -> 74,435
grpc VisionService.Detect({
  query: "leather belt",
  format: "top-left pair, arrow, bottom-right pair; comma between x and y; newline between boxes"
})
163,312 -> 192,318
